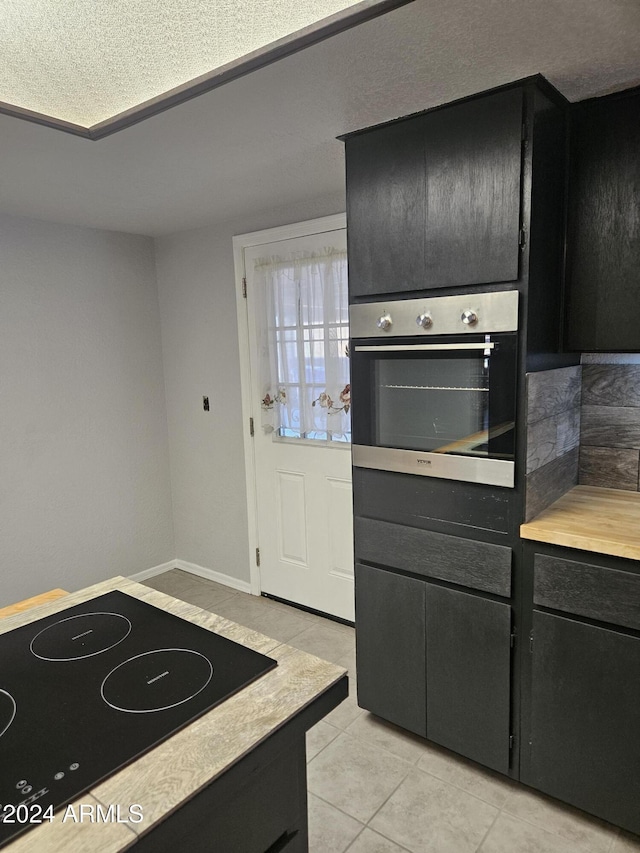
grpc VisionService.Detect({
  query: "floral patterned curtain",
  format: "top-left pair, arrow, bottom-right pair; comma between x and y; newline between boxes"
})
254,248 -> 350,442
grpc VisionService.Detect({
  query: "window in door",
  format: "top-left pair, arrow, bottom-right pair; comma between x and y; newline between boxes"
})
255,249 -> 350,442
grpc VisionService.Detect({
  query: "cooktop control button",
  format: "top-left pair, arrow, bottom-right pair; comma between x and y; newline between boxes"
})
54,772 -> 64,781
21,785 -> 32,794
16,780 -> 27,789
69,763 -> 79,771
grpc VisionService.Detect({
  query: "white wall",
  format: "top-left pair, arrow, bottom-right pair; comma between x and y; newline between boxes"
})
154,193 -> 344,584
0,214 -> 174,605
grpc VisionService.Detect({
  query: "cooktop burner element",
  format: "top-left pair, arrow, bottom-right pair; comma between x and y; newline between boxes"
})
101,648 -> 214,713
0,590 -> 277,848
30,612 -> 132,660
0,690 -> 16,739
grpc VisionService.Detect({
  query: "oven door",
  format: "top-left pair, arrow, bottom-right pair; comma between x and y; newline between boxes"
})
351,333 -> 517,487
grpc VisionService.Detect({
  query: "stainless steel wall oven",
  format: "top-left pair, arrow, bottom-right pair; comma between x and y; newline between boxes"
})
350,290 -> 519,488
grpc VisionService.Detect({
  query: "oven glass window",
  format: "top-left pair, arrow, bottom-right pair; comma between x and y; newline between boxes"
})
377,356 -> 489,453
355,334 -> 516,461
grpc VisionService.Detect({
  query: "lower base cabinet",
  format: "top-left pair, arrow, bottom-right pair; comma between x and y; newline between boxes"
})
355,525 -> 640,835
525,612 -> 640,834
356,563 -> 427,737
356,543 -> 640,834
130,677 -> 348,853
426,584 -> 512,773
521,544 -> 640,836
355,563 -> 513,774
131,736 -> 308,853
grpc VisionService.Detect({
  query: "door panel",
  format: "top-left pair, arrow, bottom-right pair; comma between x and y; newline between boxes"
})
326,477 -> 353,580
346,118 -> 425,298
276,471 -> 308,565
565,90 -> 640,351
423,87 -> 523,288
355,564 -> 426,736
426,585 -> 512,773
525,611 -> 640,834
244,228 -> 354,621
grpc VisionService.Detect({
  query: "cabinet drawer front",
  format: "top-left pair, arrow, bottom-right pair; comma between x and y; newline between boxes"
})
533,553 -> 640,631
355,517 -> 511,596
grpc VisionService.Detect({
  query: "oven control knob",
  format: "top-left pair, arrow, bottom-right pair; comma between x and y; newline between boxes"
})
376,313 -> 392,331
461,310 -> 478,326
416,313 -> 433,329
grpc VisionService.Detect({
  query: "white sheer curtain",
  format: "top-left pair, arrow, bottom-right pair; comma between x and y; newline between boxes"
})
254,248 -> 350,442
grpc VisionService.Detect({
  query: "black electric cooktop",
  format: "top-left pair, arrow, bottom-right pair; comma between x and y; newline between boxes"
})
0,590 -> 277,847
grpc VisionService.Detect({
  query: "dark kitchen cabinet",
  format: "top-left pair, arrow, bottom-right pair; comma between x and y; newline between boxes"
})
346,117 -> 426,297
345,85 -> 525,298
421,87 -> 523,289
355,527 -> 514,774
520,543 -> 640,835
564,87 -> 640,351
132,676 -> 348,853
426,585 -> 512,774
355,563 -> 426,737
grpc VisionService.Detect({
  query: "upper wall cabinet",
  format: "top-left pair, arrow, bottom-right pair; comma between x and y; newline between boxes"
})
345,117 -> 426,297
345,86 -> 525,299
422,88 -> 523,290
564,87 -> 640,352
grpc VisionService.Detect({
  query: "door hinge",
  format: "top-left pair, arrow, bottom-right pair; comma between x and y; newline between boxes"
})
255,547 -> 260,567
510,629 -> 517,648
242,277 -> 247,298
529,630 -> 534,653
509,734 -> 515,750
521,121 -> 528,142
519,228 -> 527,248
249,417 -> 254,437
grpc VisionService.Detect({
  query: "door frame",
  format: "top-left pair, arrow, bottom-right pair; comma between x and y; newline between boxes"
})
232,213 -> 347,596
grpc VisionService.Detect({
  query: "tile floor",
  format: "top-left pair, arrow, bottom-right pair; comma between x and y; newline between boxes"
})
143,569 -> 640,853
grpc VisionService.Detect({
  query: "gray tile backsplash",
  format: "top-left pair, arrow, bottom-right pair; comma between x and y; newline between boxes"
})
525,447 -> 580,522
579,447 -> 640,491
527,366 -> 582,425
525,362 -> 640,519
582,364 -> 640,407
527,408 -> 581,473
581,405 -> 640,449
579,363 -> 640,491
524,366 -> 581,521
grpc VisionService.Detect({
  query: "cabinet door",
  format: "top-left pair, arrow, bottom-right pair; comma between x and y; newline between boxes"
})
565,90 -> 640,351
426,585 -> 512,773
525,611 -> 640,835
423,87 -> 523,288
346,119 -> 425,298
355,563 -> 426,736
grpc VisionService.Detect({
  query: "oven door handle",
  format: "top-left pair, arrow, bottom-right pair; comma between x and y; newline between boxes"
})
354,342 -> 495,352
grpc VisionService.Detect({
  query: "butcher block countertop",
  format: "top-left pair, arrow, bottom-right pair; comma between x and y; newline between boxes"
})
521,485 -> 640,561
1,576 -> 347,853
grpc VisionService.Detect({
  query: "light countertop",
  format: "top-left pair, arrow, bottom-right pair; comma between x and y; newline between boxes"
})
1,576 -> 347,852
520,485 -> 640,561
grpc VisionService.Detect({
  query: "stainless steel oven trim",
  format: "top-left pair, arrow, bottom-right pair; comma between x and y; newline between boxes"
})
349,289 -> 518,338
355,342 -> 495,352
352,445 -> 515,488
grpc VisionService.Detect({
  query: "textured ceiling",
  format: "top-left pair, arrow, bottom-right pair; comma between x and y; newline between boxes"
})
0,0 -> 639,236
0,0 -> 363,126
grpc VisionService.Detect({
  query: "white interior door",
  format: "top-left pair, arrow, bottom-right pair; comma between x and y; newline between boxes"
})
241,224 -> 354,621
